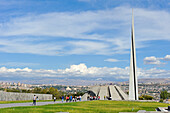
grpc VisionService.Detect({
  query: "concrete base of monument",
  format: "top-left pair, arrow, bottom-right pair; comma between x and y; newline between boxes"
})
82,85 -> 128,101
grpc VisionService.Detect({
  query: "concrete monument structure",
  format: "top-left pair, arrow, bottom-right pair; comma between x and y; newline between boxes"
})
82,85 -> 128,101
129,9 -> 138,100
82,10 -> 139,101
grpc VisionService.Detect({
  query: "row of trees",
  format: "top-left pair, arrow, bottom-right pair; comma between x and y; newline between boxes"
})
3,87 -> 85,99
139,90 -> 170,100
4,87 -> 62,99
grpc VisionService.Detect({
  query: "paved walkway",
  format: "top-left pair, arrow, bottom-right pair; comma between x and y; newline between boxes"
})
0,101 -> 66,109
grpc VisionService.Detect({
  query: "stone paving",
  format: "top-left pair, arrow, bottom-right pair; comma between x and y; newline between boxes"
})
0,101 -> 66,108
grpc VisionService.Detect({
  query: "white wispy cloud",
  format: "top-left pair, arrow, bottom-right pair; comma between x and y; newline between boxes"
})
144,56 -> 163,65
78,0 -> 92,2
0,62 -> 39,67
0,64 -> 169,80
144,55 -> 170,65
0,38 -> 65,55
67,41 -> 111,55
0,7 -> 170,55
104,58 -> 124,62
161,55 -> 170,61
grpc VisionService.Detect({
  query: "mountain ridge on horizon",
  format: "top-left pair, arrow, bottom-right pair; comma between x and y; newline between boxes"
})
1,78 -> 169,86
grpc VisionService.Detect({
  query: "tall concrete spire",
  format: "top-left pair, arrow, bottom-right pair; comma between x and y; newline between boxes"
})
129,9 -> 138,100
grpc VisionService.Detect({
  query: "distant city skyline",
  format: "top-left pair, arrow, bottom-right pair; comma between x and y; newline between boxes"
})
0,0 -> 170,84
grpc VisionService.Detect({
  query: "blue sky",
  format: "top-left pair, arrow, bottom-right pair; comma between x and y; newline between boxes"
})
0,0 -> 169,84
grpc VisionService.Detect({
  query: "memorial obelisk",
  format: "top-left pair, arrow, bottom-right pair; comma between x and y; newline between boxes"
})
129,9 -> 138,100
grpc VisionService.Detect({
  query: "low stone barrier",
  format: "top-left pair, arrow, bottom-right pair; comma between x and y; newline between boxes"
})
0,91 -> 52,101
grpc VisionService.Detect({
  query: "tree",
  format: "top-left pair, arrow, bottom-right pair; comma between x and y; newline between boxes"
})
49,87 -> 61,99
159,99 -> 163,102
144,95 -> 153,100
139,96 -> 144,100
160,90 -> 168,99
41,89 -> 47,94
139,95 -> 153,100
32,87 -> 42,93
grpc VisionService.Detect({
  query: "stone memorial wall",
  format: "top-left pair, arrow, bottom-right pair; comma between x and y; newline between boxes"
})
0,91 -> 52,101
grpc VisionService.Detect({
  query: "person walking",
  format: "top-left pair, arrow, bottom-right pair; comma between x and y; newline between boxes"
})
62,96 -> 64,103
66,96 -> 68,102
72,97 -> 75,102
75,96 -> 77,102
36,96 -> 39,101
77,96 -> 79,101
79,96 -> 81,101
66,96 -> 69,102
70,95 -> 72,102
33,95 -> 36,105
54,96 -> 56,102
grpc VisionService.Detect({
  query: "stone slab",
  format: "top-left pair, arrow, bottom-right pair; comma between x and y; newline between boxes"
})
0,91 -> 52,101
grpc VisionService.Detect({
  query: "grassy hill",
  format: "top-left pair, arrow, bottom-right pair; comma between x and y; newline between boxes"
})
0,100 -> 169,113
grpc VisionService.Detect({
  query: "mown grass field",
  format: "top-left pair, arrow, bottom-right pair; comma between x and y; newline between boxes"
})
0,100 -> 169,113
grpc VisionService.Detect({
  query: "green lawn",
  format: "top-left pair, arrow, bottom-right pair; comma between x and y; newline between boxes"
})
0,100 -> 55,104
0,100 -> 169,113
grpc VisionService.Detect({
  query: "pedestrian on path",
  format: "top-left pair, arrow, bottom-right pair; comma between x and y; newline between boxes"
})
66,96 -> 69,102
54,96 -> 56,102
70,96 -> 72,102
77,96 -> 79,101
37,96 -> 39,100
62,96 -> 64,103
33,95 -> 36,105
75,96 -> 77,102
79,96 -> 81,101
98,96 -> 100,100
72,97 -> 75,102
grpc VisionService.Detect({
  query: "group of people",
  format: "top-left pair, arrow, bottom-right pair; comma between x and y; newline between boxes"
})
33,95 -> 83,105
65,95 -> 82,102
87,96 -> 100,100
53,95 -> 82,103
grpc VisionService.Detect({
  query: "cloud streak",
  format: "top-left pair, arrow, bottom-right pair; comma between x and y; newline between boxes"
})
104,58 -> 126,62
0,62 -> 39,67
0,7 -> 170,56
